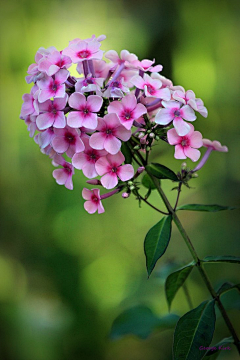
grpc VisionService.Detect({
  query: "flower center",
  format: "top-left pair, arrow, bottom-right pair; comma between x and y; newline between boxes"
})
146,85 -> 154,95
77,50 -> 91,59
181,138 -> 189,147
174,110 -> 181,117
65,132 -> 75,144
106,129 -> 113,135
123,110 -> 132,120
83,108 -> 89,115
111,167 -> 117,173
52,83 -> 58,92
91,195 -> 99,203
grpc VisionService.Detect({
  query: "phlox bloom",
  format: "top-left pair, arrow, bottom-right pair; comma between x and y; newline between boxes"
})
52,155 -> 74,190
37,69 -> 69,103
52,126 -> 85,158
155,100 -> 196,136
202,139 -> 228,152
89,113 -> 131,154
95,152 -> 134,189
72,137 -> 107,179
82,188 -> 105,214
38,51 -> 72,76
62,39 -> 103,63
167,124 -> 203,162
67,92 -> 103,129
131,73 -> 171,100
108,93 -> 147,130
36,94 -> 68,130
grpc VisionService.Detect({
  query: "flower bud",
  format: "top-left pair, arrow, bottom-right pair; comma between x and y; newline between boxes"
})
133,145 -> 141,150
181,162 -> 187,170
138,132 -> 145,139
155,135 -> 160,140
137,166 -> 145,174
86,179 -> 102,185
146,146 -> 151,151
149,132 -> 155,138
122,192 -> 130,198
129,185 -> 135,191
127,181 -> 133,186
192,173 -> 198,178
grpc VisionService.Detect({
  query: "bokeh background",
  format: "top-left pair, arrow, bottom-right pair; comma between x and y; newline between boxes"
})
0,0 -> 240,359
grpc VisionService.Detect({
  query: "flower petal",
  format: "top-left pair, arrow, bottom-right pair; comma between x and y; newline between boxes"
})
104,136 -> 121,154
173,118 -> 191,136
118,164 -> 134,181
184,147 -> 201,162
101,173 -> 118,189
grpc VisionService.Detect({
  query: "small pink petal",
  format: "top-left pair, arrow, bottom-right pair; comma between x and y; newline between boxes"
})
89,132 -> 106,150
173,118 -> 191,136
155,108 -> 173,125
95,156 -> 110,176
101,173 -> 118,189
104,136 -> 121,154
189,131 -> 203,148
69,92 -> 86,110
184,147 -> 201,162
82,163 -> 98,179
53,169 -> 68,185
52,136 -> 69,153
67,111 -> 83,128
84,201 -> 98,214
174,144 -> 186,159
72,152 -> 86,169
167,128 -> 180,145
181,105 -> 196,121
118,164 -> 134,181
114,126 -> 131,141
87,95 -> 103,112
53,112 -> 66,128
82,113 -> 98,130
82,188 -> 92,200
36,113 -> 54,130
107,152 -> 125,167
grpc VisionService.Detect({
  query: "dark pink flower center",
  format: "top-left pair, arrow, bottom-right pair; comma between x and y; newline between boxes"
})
123,109 -> 132,120
174,109 -> 181,117
56,59 -> 63,67
77,50 -> 91,59
111,166 -> 118,173
111,81 -> 120,88
87,151 -> 99,163
146,85 -> 155,95
181,137 -> 189,147
105,128 -> 114,136
63,164 -> 72,174
50,81 -> 59,93
65,132 -> 76,144
91,195 -> 99,204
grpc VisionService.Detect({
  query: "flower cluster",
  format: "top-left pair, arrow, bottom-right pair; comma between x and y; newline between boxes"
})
20,34 -> 228,214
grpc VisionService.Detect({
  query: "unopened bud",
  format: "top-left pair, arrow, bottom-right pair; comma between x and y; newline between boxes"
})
155,135 -> 160,140
181,162 -> 187,170
133,145 -> 141,150
138,132 -> 145,139
192,173 -> 198,178
127,181 -> 133,186
129,185 -> 135,191
137,166 -> 145,174
147,129 -> 151,134
149,132 -> 155,138
86,179 -> 102,185
146,146 -> 151,151
122,192 -> 130,198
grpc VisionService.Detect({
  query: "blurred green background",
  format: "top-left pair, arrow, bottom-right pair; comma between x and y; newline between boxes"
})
0,0 -> 240,359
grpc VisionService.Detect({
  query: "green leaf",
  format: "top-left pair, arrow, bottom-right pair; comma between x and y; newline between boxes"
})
173,300 -> 216,360
177,204 -> 236,212
146,163 -> 179,181
142,173 -> 158,190
205,337 -> 234,357
110,305 -> 179,340
217,282 -> 240,296
202,256 -> 240,264
144,215 -> 172,277
121,142 -> 133,164
165,262 -> 195,310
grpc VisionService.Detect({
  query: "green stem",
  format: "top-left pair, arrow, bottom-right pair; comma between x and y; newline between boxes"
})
182,283 -> 193,310
145,169 -> 240,353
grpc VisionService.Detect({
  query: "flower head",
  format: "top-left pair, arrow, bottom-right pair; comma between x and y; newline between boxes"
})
82,188 -> 105,214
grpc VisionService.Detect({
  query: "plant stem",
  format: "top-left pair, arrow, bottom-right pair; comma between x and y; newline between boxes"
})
182,283 -> 193,310
145,170 -> 240,353
137,193 -> 169,215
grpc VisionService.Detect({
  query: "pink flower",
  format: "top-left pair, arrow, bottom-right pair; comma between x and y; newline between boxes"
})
132,59 -> 163,73
35,126 -> 55,149
167,124 -> 203,162
108,93 -> 147,130
37,69 -> 69,103
82,188 -> 105,214
62,39 -> 103,63
52,126 -> 85,158
36,94 -> 68,130
23,115 -> 38,137
72,137 -> 107,178
102,78 -> 129,98
52,155 -> 74,190
155,100 -> 197,136
105,49 -> 138,66
20,86 -> 39,118
67,92 -> 103,129
131,73 -> 171,100
89,113 -> 131,155
172,89 -> 208,118
95,152 -> 134,189
202,139 -> 228,152
75,75 -> 104,94
38,51 -> 72,76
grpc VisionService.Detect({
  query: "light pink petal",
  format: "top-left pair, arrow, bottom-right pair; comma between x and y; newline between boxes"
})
185,123 -> 195,137
101,173 -> 118,189
95,156 -> 110,176
84,200 -> 98,214
167,128 -> 180,145
82,113 -> 98,130
82,188 -> 92,200
82,163 -> 98,179
72,152 -> 86,169
38,99 -> 52,112
105,50 -> 119,63
36,113 -> 54,130
181,105 -> 196,121
118,164 -> 134,181
174,144 -> 186,159
120,119 -> 134,130
54,95 -> 68,110
107,152 -> 125,167
114,126 -> 131,141
189,131 -> 203,148
104,113 -> 120,128
172,90 -> 186,104
155,108 -> 173,125
38,89 -> 53,103
131,75 -> 145,89
53,112 -> 66,128
53,169 -> 68,185
104,136 -> 121,154
184,147 -> 201,162
65,175 -> 73,190
52,136 -> 69,153
162,100 -> 181,109
89,132 -> 106,150
69,92 -> 86,110
38,58 -> 52,73
87,95 -> 103,112
132,103 -> 147,119
55,69 -> 69,84
67,111 -> 83,128
186,90 -> 196,101
97,202 -> 105,214
108,101 -> 123,115
74,136 -> 85,152
154,87 -> 171,101
55,85 -> 66,99
173,118 -> 191,136
121,94 -> 137,110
